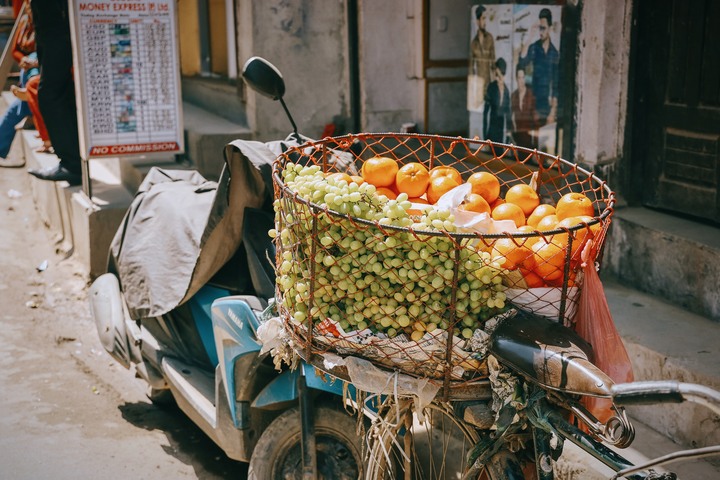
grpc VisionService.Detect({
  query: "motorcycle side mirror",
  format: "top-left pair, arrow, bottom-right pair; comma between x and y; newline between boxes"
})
242,56 -> 285,100
241,56 -> 298,138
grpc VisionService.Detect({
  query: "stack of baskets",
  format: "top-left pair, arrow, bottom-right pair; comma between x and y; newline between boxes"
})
271,133 -> 614,395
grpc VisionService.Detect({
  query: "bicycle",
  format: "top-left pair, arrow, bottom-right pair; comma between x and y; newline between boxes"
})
359,363 -> 720,479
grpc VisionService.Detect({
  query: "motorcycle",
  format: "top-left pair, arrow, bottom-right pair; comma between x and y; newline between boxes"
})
253,57 -> 700,479
88,57 -> 365,478
91,56 -> 716,480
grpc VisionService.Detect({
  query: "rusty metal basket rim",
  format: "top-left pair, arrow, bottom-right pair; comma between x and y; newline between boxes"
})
272,133 -> 615,240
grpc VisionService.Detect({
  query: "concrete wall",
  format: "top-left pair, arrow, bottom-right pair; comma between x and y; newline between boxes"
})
236,0 -> 351,141
604,208 -> 720,322
573,0 -> 633,167
232,0 -> 636,147
358,0 -> 424,132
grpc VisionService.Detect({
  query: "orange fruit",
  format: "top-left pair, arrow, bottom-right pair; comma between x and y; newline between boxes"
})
350,175 -> 366,185
426,175 -> 460,204
429,166 -> 463,184
555,192 -> 595,220
395,162 -> 430,197
407,197 -> 430,215
458,193 -> 491,214
361,156 -> 399,188
536,214 -> 559,231
526,204 -> 556,228
505,184 -> 540,217
545,270 -> 578,288
490,197 -> 505,210
326,172 -> 353,183
516,225 -> 541,248
375,187 -> 397,200
491,203 -> 525,228
532,240 -> 566,282
490,237 -> 535,271
376,187 -> 397,200
553,215 -> 600,257
467,171 -> 501,204
522,270 -> 545,288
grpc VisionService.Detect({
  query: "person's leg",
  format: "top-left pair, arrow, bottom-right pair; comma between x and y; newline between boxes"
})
0,99 -> 30,158
25,76 -> 51,147
25,0 -> 80,182
36,33 -> 81,174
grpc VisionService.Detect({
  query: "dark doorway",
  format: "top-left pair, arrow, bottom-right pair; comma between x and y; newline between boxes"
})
632,0 -> 720,223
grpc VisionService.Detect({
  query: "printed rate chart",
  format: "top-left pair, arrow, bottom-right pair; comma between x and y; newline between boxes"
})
73,0 -> 183,157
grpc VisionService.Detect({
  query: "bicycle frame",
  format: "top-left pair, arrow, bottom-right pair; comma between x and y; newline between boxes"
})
462,390 -> 657,480
463,378 -> 720,480
530,398 -> 642,480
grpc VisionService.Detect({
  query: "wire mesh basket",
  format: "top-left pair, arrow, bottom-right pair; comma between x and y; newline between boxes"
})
271,133 -> 615,395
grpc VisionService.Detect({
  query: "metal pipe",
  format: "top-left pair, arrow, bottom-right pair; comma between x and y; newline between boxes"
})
279,97 -> 299,140
298,373 -> 317,480
533,428 -> 554,480
611,446 -> 720,479
543,409 -> 644,479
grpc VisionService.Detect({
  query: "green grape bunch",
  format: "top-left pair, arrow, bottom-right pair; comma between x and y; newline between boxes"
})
269,162 -> 510,342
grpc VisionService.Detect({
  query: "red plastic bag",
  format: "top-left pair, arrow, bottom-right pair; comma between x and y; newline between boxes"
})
574,243 -> 634,423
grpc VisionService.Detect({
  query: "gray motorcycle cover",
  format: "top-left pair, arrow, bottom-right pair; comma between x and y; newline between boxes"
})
109,139 -> 291,319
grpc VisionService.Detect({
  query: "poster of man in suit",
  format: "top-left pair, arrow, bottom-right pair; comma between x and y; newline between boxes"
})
468,4 -> 562,155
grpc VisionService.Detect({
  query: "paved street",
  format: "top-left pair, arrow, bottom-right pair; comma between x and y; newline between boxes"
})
0,166 -> 247,479
3,163 -> 717,480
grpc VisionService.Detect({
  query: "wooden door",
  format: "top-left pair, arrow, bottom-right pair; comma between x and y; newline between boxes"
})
633,0 -> 720,223
423,0 -> 475,136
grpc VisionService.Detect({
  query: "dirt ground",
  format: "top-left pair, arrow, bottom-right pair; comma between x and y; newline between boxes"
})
0,166 -> 248,479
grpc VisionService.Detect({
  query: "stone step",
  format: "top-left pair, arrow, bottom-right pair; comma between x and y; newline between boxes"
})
115,101 -> 250,191
604,207 -> 720,322
11,94 -> 255,277
20,130 -> 133,277
181,77 -> 247,126
181,101 -> 253,181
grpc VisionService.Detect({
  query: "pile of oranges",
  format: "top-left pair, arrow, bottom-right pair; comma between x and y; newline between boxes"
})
346,156 -> 602,290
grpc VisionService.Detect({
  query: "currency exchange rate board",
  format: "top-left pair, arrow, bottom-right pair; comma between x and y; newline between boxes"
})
70,0 -> 184,158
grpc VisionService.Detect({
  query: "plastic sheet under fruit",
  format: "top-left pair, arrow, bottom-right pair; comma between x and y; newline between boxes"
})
308,317 -> 485,380
336,355 -> 440,422
505,286 -> 580,324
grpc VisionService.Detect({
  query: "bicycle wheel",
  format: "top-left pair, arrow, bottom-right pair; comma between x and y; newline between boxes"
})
365,399 -> 478,479
365,399 -> 537,480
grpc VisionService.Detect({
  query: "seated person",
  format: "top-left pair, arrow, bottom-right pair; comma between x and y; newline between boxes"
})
0,5 -> 36,164
12,74 -> 52,153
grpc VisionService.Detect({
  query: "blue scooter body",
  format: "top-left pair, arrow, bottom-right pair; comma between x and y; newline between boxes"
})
184,289 -> 351,431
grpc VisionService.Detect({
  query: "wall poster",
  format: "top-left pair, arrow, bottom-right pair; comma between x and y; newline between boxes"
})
69,0 -> 184,159
468,4 -> 562,155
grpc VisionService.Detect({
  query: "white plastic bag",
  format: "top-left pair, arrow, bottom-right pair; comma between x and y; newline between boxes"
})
256,316 -> 285,355
343,356 -> 441,421
435,183 -> 517,234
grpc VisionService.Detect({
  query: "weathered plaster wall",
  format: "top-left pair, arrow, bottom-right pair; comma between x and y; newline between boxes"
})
358,0 -> 423,132
237,0 -> 350,141
574,0 -> 633,166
